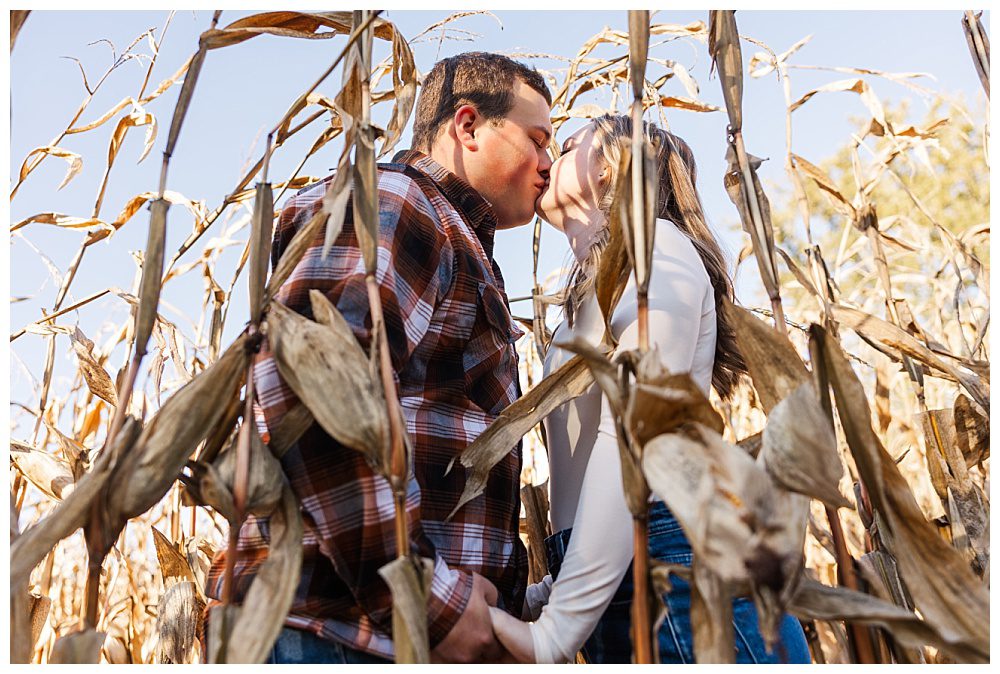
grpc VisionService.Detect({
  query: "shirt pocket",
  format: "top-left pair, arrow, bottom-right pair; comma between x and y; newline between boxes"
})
462,281 -> 523,415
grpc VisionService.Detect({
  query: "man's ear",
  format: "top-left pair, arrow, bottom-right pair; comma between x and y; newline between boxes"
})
453,104 -> 480,151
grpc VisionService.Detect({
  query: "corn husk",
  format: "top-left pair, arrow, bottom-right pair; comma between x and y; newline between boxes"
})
207,483 -> 302,663
49,629 -> 105,664
642,423 -> 808,645
133,199 -> 168,357
154,581 -> 204,664
760,382 -> 851,509
247,182 -> 274,325
11,440 -> 76,502
267,295 -> 388,466
378,556 -> 434,663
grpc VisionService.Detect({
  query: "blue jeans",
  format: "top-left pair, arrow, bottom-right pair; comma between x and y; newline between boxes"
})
545,501 -> 812,664
266,627 -> 392,664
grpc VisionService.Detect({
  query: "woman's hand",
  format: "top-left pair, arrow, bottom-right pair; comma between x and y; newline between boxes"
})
488,606 -> 537,663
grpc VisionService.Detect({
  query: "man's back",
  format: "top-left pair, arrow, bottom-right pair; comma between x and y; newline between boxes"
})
205,151 -> 527,659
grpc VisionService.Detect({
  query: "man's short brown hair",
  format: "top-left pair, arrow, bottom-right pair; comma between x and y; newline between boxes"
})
411,52 -> 552,152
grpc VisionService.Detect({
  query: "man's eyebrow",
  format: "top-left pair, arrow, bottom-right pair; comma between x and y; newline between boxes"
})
531,125 -> 553,143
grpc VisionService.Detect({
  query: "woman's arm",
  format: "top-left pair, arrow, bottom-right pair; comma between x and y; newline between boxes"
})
526,229 -> 712,663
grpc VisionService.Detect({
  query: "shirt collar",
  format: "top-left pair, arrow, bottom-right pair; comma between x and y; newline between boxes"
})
394,149 -> 499,259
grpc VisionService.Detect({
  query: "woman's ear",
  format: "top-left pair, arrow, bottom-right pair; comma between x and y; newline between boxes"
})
596,162 -> 611,188
453,104 -> 479,151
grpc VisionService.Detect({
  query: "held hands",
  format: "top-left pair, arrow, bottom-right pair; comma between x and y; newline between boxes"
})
431,572 -> 505,663
488,605 -> 537,664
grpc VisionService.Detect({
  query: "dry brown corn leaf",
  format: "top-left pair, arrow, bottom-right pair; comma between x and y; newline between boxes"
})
818,327 -> 989,660
553,338 -> 622,414
789,78 -> 888,131
378,556 -> 434,664
628,11 -> 649,98
9,417 -> 140,587
447,356 -> 593,520
112,333 -> 248,525
70,327 -> 118,406
200,11 -> 393,51
791,153 -> 854,217
760,382 -> 851,509
155,581 -> 204,664
379,25 -> 416,159
266,188 -> 340,302
832,303 -> 988,411
689,560 -> 735,664
10,212 -> 112,234
723,145 -> 781,302
134,199 -> 168,357
658,96 -> 721,113
319,139 -> 354,261
208,483 -> 303,663
16,145 -> 83,191
267,402 -> 315,459
594,148 -> 634,344
10,440 -> 76,501
954,393 -> 988,467
151,526 -> 197,589
789,576 -> 984,663
10,10 -> 30,50
189,424 -> 285,523
627,350 -> 724,447
248,182 -> 274,325
721,298 -> 809,413
50,629 -> 106,664
268,295 -> 388,465
961,11 -> 990,98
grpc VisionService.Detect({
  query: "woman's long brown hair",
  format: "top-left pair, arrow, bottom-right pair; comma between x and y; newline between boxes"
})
563,113 -> 748,400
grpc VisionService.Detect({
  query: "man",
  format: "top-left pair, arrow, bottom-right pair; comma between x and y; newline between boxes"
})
204,52 -> 553,663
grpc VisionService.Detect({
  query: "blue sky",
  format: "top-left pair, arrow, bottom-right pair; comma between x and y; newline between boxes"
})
7,9 -> 989,434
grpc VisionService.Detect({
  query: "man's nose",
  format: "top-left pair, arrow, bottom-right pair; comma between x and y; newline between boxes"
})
538,147 -> 553,172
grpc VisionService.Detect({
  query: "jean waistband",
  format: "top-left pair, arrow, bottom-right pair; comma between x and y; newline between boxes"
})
544,500 -> 684,580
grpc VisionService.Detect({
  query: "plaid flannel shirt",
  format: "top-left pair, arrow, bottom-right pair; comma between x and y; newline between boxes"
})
204,151 -> 528,659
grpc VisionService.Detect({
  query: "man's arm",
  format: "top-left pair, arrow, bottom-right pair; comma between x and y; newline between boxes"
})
259,179 -> 498,657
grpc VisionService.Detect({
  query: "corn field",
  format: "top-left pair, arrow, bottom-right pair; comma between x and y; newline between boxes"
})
8,9 -> 989,664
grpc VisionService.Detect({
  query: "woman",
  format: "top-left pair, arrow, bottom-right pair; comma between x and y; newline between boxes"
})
488,114 -> 811,664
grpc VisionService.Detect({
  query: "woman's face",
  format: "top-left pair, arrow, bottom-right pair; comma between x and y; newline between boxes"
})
535,123 -> 607,232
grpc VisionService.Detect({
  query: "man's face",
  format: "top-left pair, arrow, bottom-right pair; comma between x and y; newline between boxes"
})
463,79 -> 553,230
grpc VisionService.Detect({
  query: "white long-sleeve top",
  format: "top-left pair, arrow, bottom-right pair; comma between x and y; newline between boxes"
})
528,218 -> 718,664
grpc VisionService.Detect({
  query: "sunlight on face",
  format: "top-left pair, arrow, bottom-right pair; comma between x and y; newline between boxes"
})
466,79 -> 554,230
535,123 -> 606,232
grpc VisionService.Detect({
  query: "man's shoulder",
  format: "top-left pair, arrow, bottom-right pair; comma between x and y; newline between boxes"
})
286,162 -> 438,210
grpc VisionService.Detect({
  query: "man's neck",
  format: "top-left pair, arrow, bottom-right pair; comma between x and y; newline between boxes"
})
428,143 -> 470,186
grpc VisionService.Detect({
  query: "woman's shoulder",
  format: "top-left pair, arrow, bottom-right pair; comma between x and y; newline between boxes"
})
650,218 -> 712,290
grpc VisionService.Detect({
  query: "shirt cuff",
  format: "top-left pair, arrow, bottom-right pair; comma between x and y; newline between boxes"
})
425,558 -> 474,648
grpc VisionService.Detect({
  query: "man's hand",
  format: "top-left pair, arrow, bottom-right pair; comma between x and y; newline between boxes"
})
431,573 -> 503,663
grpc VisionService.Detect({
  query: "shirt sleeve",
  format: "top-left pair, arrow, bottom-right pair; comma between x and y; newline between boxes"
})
257,180 -> 473,647
528,229 -> 712,663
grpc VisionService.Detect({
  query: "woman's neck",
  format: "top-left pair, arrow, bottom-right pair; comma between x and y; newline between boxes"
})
561,211 -> 608,262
